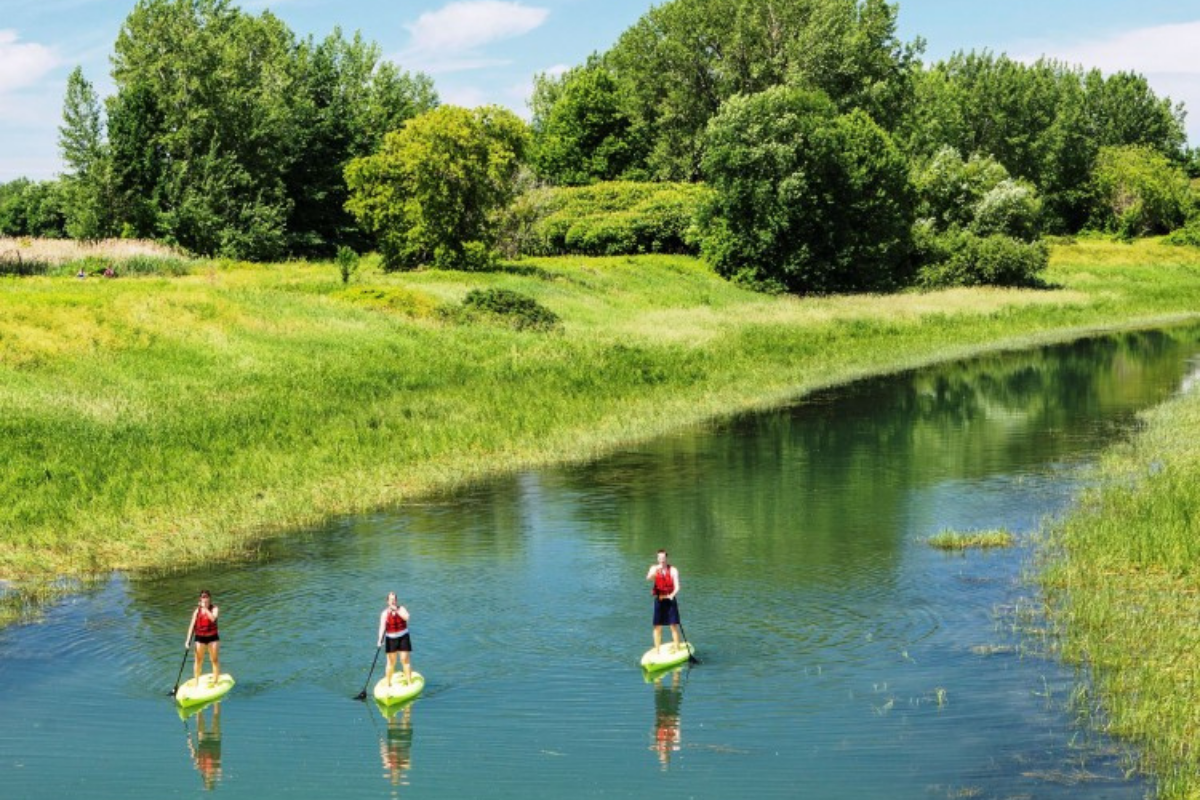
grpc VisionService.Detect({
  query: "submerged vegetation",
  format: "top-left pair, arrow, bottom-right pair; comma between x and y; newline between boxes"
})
1042,368 -> 1200,797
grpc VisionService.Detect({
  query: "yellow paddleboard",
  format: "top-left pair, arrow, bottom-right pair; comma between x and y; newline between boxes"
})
374,671 -> 425,705
176,674 -> 235,707
640,642 -> 694,671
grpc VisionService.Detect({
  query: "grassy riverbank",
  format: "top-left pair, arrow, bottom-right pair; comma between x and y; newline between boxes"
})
2,238 -> 1200,605
1042,363 -> 1200,798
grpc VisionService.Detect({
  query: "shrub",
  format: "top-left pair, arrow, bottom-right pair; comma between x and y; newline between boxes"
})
1163,219 -> 1200,247
334,286 -> 440,318
1091,145 -> 1191,238
451,288 -> 560,332
917,230 -> 1049,288
508,181 -> 710,257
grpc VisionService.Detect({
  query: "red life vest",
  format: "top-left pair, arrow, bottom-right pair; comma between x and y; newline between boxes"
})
385,609 -> 408,635
653,566 -> 675,597
195,609 -> 218,637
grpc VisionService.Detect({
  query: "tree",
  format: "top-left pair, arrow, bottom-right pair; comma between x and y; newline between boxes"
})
109,0 -> 301,257
898,53 -> 1187,233
701,86 -> 914,294
1091,145 -> 1191,238
601,0 -> 922,181
345,105 -> 529,271
284,29 -> 437,255
530,66 -> 643,185
59,67 -> 116,240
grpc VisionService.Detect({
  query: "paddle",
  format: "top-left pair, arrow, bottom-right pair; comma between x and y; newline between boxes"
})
674,600 -> 700,665
354,645 -> 382,701
169,638 -> 192,697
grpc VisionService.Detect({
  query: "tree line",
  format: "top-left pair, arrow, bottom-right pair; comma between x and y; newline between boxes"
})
2,0 -> 1197,293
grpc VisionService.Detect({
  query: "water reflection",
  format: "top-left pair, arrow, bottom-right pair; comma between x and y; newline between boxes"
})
378,704 -> 414,791
185,703 -> 223,791
649,668 -> 685,770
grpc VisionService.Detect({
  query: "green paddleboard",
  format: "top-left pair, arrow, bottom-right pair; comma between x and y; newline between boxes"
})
640,642 -> 694,671
176,674 -> 235,707
374,671 -> 425,705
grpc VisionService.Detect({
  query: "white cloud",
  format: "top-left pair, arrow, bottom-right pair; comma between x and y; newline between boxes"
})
400,1 -> 549,74
1015,20 -> 1200,143
1021,20 -> 1200,75
0,30 -> 58,94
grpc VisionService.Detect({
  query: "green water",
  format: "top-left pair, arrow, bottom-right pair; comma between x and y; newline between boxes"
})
3,327 -> 1200,799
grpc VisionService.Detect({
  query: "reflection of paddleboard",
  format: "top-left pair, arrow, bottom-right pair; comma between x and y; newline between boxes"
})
177,695 -> 223,720
374,671 -> 425,705
640,642 -> 694,671
176,674 -> 235,707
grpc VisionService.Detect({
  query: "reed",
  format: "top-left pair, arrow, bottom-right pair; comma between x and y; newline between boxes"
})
1,237 -> 1199,604
1041,372 -> 1200,797
928,529 -> 1014,550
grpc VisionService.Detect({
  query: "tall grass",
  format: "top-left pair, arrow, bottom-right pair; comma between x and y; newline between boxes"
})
1,238 -> 1199,595
1041,370 -> 1200,797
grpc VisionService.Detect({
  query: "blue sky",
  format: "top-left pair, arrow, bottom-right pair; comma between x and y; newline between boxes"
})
1,0 -> 1198,181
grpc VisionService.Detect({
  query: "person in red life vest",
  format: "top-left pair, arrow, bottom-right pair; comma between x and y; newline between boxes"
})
377,591 -> 413,685
645,549 -> 682,651
184,589 -> 221,686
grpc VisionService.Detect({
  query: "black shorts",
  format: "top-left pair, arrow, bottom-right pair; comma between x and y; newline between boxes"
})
652,598 -> 680,627
385,634 -> 411,653
195,634 -> 219,645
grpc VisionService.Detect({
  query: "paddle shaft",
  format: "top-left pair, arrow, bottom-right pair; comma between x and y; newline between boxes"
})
355,645 -> 382,700
673,600 -> 700,665
170,638 -> 192,696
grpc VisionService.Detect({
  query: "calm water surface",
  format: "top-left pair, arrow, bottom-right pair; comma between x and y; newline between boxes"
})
4,327 -> 1200,799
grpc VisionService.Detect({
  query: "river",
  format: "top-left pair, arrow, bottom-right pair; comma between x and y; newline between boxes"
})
3,326 -> 1199,799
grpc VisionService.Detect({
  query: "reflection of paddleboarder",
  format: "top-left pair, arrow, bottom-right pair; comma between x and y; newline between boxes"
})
650,670 -> 683,770
380,705 -> 414,787
646,550 -> 682,651
187,703 -> 223,790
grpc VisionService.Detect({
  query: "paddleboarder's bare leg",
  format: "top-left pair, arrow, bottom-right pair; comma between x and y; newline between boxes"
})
194,642 -> 206,683
670,625 -> 681,649
385,650 -> 396,684
653,625 -> 662,651
401,652 -> 411,684
209,641 -> 220,685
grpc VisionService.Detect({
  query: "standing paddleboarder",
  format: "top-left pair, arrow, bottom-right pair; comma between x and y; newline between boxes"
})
377,592 -> 413,685
646,550 -> 682,651
185,589 -> 221,687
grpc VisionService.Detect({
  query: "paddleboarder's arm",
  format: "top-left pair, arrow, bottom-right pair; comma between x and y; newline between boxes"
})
185,608 -> 198,648
397,605 -> 409,623
669,568 -> 680,600
377,610 -> 387,646
646,565 -> 657,580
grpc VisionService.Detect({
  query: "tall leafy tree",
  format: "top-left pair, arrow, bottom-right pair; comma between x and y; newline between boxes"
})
59,67 -> 116,240
345,106 -> 529,271
600,0 -> 922,181
701,86 -> 914,294
284,29 -> 437,255
530,65 -> 643,185
109,0 -> 303,258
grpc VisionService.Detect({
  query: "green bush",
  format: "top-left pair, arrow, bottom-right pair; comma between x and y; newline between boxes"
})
1164,219 -> 1200,247
1091,145 -> 1191,238
917,229 -> 1049,288
452,288 -> 560,331
509,181 -> 710,257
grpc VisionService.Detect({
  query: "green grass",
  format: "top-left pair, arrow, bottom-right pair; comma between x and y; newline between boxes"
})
928,529 -> 1015,550
1041,361 -> 1200,798
2,237 -> 1200,599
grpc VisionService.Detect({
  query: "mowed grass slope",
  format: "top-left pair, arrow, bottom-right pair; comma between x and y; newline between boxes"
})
2,240 -> 1200,584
